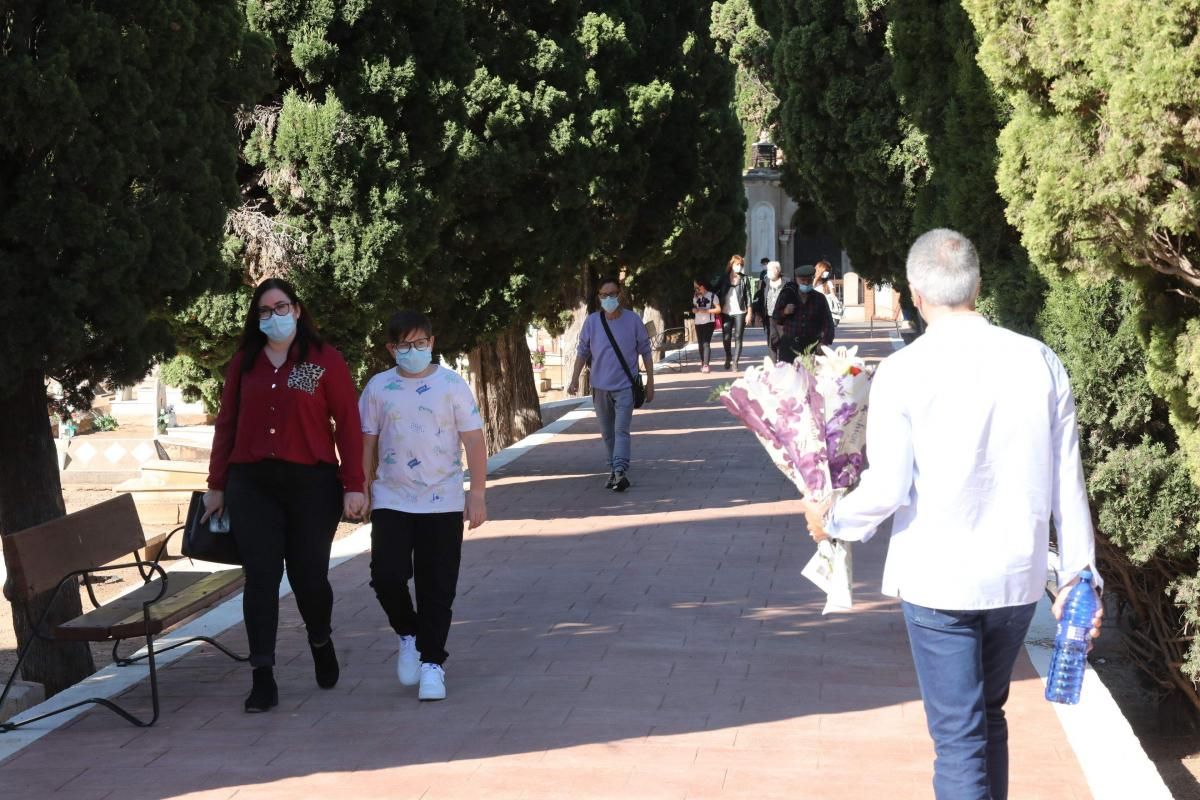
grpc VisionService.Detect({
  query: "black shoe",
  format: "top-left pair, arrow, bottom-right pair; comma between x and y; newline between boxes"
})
611,471 -> 630,492
244,667 -> 278,713
311,638 -> 340,689
604,472 -> 617,489
723,361 -> 732,370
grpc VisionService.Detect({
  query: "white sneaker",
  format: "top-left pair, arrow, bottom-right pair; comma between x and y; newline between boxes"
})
418,662 -> 446,701
397,635 -> 420,686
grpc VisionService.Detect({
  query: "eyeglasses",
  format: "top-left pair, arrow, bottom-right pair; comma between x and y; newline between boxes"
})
394,337 -> 432,354
257,301 -> 292,321
598,290 -> 620,299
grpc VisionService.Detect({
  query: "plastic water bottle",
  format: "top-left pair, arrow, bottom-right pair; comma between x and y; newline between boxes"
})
1045,570 -> 1099,705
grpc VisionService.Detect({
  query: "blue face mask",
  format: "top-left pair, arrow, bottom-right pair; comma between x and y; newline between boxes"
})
798,284 -> 814,294
600,296 -> 620,313
395,346 -> 433,374
259,312 -> 297,342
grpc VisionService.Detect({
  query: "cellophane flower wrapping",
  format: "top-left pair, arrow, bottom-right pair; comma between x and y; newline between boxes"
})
720,346 -> 875,613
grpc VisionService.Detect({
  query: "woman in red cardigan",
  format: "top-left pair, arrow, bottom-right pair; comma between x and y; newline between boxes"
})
204,278 -> 367,712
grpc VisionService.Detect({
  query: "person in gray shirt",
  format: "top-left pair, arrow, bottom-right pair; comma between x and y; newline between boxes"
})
567,277 -> 654,491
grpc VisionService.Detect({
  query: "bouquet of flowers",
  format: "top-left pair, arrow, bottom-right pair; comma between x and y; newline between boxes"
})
720,346 -> 875,613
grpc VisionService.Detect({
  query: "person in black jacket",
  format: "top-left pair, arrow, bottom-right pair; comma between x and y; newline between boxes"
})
753,260 -> 787,361
712,255 -> 754,371
771,264 -> 834,363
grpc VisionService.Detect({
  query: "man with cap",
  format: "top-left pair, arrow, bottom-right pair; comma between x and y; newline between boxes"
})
771,263 -> 835,363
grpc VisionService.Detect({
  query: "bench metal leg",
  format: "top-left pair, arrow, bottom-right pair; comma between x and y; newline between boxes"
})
0,608 -> 162,732
113,635 -> 248,666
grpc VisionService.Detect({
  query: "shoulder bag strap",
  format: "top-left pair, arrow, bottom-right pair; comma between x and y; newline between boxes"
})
599,313 -> 639,387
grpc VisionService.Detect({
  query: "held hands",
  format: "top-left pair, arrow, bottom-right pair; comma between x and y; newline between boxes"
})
799,497 -> 833,543
464,490 -> 487,530
1052,577 -> 1104,651
343,491 -> 368,521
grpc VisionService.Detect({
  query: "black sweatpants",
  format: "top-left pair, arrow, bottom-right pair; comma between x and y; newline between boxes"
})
721,312 -> 747,367
695,322 -> 715,367
225,460 -> 343,668
369,509 -> 464,666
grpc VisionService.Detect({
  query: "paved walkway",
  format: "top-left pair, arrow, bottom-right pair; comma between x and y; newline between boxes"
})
0,324 -> 1094,799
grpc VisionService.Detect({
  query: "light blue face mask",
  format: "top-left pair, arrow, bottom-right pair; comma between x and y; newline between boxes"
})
600,296 -> 620,313
259,312 -> 297,342
797,284 -> 814,294
395,346 -> 433,374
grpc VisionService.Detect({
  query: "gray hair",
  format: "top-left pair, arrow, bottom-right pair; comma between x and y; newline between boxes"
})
906,229 -> 981,307
766,260 -> 782,278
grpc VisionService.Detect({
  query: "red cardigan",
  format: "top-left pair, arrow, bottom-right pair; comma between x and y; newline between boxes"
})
207,343 -> 365,493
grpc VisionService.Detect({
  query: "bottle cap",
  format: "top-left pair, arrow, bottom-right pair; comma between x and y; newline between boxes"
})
1079,569 -> 1092,582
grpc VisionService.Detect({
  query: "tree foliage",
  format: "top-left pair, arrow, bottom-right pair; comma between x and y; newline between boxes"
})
0,0 -> 268,692
965,0 -> 1200,474
1040,274 -> 1200,708
0,1 -> 269,410
712,0 -> 779,158
168,0 -> 474,396
888,0 -> 1042,333
756,0 -> 915,281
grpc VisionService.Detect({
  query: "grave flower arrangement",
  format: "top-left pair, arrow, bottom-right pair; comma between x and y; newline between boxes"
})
719,346 -> 875,612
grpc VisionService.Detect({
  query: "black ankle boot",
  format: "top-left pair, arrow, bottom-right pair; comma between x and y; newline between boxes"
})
311,638 -> 339,689
244,667 -> 278,713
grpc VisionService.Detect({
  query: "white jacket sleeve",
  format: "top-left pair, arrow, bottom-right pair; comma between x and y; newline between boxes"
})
826,361 -> 914,543
1047,353 -> 1101,590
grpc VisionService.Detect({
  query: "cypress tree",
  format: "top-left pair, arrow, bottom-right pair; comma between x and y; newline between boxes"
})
888,0 -> 1042,333
0,1 -> 268,692
168,0 -> 474,399
762,0 -> 917,282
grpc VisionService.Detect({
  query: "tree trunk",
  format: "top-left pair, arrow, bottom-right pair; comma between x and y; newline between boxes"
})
559,266 -> 597,394
0,371 -> 95,695
469,324 -> 543,456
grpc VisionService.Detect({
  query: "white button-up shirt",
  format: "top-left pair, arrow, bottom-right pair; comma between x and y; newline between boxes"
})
827,313 -> 1099,609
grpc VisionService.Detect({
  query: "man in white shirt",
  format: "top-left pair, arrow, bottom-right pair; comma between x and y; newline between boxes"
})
802,229 -> 1103,800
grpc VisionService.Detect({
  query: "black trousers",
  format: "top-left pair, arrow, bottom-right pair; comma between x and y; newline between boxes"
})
695,322 -> 715,366
225,460 -> 343,668
721,313 -> 747,366
370,509 -> 464,666
778,334 -> 822,364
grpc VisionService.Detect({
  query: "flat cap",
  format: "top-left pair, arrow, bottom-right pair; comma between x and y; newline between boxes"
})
794,264 -> 816,277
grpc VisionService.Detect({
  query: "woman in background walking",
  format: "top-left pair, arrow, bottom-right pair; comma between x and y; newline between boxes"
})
712,255 -> 753,371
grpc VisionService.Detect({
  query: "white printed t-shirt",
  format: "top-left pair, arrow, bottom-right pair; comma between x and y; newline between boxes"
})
359,365 -> 482,513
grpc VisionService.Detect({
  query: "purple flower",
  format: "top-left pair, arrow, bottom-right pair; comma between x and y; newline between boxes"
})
721,386 -> 779,448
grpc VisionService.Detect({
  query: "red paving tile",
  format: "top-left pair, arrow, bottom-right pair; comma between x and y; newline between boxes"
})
0,325 -> 1094,798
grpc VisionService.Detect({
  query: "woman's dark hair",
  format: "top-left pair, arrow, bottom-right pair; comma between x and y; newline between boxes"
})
239,278 -> 324,372
694,278 -> 709,291
387,309 -> 433,343
597,276 -> 622,292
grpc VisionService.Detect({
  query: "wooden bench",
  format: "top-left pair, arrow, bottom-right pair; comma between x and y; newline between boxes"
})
0,494 -> 245,731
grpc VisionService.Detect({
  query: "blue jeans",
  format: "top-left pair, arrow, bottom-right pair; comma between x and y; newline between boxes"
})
901,601 -> 1038,800
592,386 -> 634,473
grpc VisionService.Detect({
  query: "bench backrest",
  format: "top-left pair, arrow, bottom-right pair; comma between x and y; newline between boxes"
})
3,494 -> 145,598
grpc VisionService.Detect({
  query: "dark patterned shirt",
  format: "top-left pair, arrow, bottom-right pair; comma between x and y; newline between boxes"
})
771,284 -> 835,351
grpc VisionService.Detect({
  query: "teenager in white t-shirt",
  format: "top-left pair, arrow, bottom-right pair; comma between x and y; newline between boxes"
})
359,310 -> 488,701
691,278 -> 721,372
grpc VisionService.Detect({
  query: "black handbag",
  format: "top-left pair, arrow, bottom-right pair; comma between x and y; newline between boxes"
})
599,312 -> 646,409
183,490 -> 242,565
